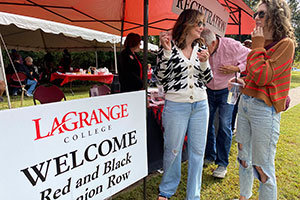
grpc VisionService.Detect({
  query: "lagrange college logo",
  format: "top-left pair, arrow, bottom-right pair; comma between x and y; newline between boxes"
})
32,103 -> 129,142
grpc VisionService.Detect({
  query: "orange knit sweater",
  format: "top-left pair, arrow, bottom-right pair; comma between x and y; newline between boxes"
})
242,36 -> 295,113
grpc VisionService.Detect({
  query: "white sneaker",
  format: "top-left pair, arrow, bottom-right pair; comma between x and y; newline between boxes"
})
212,166 -> 227,178
26,92 -> 33,97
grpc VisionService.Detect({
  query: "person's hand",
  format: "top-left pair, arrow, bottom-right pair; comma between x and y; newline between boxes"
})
228,77 -> 245,90
159,31 -> 172,51
197,49 -> 209,62
219,65 -> 239,74
251,26 -> 264,38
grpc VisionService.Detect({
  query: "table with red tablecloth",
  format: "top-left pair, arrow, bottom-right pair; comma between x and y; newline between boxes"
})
50,72 -> 114,86
50,72 -> 152,86
147,97 -> 188,174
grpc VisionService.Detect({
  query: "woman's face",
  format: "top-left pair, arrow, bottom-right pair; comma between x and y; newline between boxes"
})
187,19 -> 204,41
254,3 -> 267,28
132,43 -> 141,53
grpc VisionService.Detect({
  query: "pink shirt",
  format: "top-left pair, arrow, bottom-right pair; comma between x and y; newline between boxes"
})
206,37 -> 250,90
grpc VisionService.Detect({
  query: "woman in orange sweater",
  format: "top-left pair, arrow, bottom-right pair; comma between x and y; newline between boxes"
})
231,0 -> 296,199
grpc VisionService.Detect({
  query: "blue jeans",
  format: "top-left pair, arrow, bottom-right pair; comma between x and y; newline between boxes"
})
236,94 -> 280,200
159,99 -> 209,199
205,88 -> 234,167
11,79 -> 37,95
26,79 -> 37,95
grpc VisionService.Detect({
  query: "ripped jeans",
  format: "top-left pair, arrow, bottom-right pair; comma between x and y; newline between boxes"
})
236,94 -> 280,200
159,99 -> 209,200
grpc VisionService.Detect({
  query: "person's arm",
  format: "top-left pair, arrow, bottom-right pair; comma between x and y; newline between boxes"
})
232,40 -> 250,73
218,65 -> 240,74
19,64 -> 34,80
247,36 -> 294,86
155,32 -> 172,84
219,39 -> 250,74
199,60 -> 213,85
155,47 -> 172,84
197,46 -> 213,84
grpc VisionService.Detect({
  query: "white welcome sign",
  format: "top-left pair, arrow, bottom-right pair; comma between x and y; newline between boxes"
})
0,91 -> 147,200
172,0 -> 229,37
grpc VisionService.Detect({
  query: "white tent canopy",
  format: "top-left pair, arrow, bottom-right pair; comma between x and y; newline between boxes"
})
0,11 -> 158,108
0,11 -> 158,52
0,11 -> 158,79
140,40 -> 158,52
0,11 -> 123,89
0,11 -> 122,52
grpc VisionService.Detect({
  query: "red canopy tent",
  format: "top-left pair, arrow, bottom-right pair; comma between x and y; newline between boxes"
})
220,0 -> 255,36
0,0 -> 255,106
0,0 -> 255,93
0,1 -> 255,198
0,0 -> 254,36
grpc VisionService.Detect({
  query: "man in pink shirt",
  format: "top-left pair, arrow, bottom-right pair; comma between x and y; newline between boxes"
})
201,28 -> 250,178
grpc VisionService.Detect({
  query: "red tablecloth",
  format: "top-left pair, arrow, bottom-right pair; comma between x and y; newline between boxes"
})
149,101 -> 188,150
50,73 -> 114,86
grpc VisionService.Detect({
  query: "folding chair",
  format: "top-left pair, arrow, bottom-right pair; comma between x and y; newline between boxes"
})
9,72 -> 27,93
33,84 -> 66,105
89,84 -> 111,97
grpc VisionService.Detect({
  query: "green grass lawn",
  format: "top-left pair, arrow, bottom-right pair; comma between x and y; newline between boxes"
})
111,105 -> 300,200
0,82 -> 91,110
291,71 -> 300,88
111,72 -> 300,199
0,79 -> 300,199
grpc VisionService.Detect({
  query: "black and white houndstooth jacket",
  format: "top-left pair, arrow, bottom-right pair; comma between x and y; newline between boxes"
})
155,43 -> 213,103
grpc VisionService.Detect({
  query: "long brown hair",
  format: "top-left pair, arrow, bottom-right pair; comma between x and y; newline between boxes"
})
172,9 -> 204,49
258,0 -> 296,46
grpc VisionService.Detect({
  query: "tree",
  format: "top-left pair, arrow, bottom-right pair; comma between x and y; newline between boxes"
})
148,35 -> 159,46
289,0 -> 300,61
243,0 -> 300,61
243,0 -> 259,9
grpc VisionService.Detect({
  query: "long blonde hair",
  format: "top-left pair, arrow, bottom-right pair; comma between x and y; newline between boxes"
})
172,9 -> 204,49
258,0 -> 296,46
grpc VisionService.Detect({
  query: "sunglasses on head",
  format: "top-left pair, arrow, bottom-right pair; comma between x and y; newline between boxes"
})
197,21 -> 205,27
253,11 -> 265,19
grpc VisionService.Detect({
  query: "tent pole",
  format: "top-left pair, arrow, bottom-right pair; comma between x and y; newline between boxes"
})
0,45 -> 12,109
40,30 -> 48,51
95,51 -> 98,69
143,0 -> 149,199
239,8 -> 242,41
113,42 -> 118,74
143,0 -> 149,95
120,0 -> 126,53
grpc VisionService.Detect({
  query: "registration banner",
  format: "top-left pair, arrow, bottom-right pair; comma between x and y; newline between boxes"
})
0,91 -> 147,200
172,0 -> 229,37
